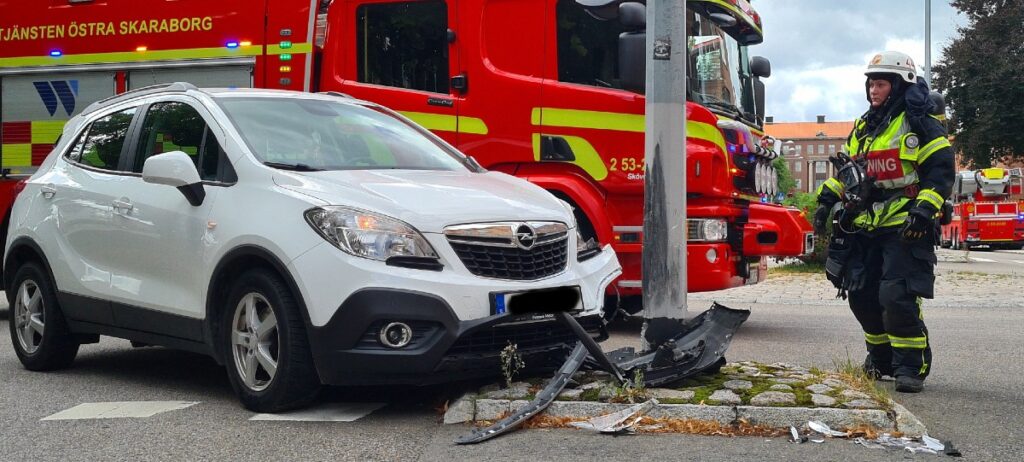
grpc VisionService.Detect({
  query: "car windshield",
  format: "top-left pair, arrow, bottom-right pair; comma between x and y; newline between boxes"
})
687,10 -> 754,120
217,97 -> 468,171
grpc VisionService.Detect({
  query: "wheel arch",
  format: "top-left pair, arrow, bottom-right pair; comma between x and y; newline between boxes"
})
515,164 -> 611,244
3,237 -> 58,299
205,245 -> 311,364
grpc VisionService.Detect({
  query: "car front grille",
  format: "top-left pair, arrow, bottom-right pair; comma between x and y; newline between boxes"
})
444,221 -> 569,281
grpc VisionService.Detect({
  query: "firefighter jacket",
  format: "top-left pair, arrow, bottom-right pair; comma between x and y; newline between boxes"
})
816,111 -> 954,231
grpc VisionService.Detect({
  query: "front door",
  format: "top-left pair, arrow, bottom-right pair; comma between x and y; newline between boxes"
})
106,98 -> 227,333
338,0 -> 460,146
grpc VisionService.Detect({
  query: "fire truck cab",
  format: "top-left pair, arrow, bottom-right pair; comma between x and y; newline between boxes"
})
0,0 -> 813,303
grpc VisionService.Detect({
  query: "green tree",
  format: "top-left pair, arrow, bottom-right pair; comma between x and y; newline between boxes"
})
933,0 -> 1024,167
773,157 -> 796,199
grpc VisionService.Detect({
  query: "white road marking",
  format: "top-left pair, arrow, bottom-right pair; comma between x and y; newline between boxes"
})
42,401 -> 198,420
249,402 -> 385,422
1013,260 -> 1024,265
970,257 -> 997,262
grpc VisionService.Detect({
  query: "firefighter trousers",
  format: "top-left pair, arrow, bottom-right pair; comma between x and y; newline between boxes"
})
846,231 -> 934,379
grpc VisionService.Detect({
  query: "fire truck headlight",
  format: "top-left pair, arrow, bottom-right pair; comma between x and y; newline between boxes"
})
688,219 -> 728,242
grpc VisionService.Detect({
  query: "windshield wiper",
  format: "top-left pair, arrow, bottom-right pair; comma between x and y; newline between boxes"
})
263,161 -> 324,172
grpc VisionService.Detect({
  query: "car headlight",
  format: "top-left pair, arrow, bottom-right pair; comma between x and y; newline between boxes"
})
305,206 -> 438,261
576,228 -> 600,261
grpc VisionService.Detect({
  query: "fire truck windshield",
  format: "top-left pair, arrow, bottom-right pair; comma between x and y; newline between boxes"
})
687,9 -> 754,122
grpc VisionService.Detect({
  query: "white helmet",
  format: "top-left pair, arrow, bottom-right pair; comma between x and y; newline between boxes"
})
865,51 -> 917,83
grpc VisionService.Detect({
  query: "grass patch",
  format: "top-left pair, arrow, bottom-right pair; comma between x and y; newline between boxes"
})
771,260 -> 825,274
578,387 -> 602,402
832,352 -> 892,410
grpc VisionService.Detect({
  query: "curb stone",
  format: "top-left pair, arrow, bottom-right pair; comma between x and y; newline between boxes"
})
447,398 -> 929,437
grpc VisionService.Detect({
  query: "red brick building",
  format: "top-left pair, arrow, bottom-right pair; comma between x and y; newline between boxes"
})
764,116 -> 854,194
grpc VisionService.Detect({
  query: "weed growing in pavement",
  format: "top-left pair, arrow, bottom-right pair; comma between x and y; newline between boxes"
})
612,369 -> 648,403
500,342 -> 525,412
832,349 -> 892,410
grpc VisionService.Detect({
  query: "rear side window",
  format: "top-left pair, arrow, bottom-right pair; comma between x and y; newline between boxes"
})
356,1 -> 449,94
134,102 -> 231,182
66,107 -> 137,170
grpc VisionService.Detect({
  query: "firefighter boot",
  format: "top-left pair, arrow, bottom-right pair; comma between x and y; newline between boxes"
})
863,353 -> 893,379
896,375 -> 924,393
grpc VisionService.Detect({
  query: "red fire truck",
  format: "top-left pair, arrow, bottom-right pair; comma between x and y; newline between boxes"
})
0,0 -> 813,308
941,167 -> 1024,250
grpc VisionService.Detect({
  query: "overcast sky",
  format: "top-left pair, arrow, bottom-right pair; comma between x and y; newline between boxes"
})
753,0 -> 967,123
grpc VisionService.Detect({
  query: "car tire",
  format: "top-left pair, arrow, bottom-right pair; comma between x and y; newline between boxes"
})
221,268 -> 321,412
8,262 -> 79,371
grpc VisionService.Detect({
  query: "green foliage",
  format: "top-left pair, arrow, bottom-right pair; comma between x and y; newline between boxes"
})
933,0 -> 1024,167
773,157 -> 797,198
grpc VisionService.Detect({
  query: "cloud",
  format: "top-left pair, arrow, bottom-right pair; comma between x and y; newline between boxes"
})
751,0 -> 967,122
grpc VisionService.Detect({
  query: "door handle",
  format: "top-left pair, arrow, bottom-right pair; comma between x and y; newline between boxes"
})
41,184 -> 56,198
112,198 -> 133,213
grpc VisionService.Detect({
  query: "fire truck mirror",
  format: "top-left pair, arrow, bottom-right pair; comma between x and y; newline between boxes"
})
618,2 -> 646,30
618,31 -> 646,94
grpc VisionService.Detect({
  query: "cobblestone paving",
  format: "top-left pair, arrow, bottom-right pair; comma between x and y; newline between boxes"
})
690,261 -> 1021,308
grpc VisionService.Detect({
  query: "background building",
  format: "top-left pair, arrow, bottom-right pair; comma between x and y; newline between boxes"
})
764,116 -> 854,194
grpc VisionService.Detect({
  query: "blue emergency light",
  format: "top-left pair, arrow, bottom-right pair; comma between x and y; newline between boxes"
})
49,50 -> 62,57
226,41 -> 240,49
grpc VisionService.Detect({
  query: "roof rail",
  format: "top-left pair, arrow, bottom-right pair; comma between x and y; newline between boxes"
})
318,91 -> 353,99
83,82 -> 198,114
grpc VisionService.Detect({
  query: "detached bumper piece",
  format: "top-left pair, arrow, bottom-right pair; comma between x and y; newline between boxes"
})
454,302 -> 750,444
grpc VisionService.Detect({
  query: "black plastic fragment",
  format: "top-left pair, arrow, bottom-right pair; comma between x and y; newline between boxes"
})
454,342 -> 588,445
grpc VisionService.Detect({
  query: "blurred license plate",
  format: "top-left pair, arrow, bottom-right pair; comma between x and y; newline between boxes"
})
490,286 -> 581,316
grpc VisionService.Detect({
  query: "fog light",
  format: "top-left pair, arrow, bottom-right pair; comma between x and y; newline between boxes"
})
705,248 -> 718,263
379,322 -> 412,348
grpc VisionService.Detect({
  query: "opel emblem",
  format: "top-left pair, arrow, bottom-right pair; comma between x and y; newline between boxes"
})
515,224 -> 536,250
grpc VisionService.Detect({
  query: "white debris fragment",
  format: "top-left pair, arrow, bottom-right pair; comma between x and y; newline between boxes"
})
570,399 -> 659,434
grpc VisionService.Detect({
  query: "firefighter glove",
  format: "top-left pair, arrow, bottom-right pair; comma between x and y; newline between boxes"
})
900,207 -> 934,243
813,205 -> 832,236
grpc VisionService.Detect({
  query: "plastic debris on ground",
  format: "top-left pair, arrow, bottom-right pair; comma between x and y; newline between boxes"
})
570,399 -> 659,434
853,433 -> 961,456
795,421 -> 959,457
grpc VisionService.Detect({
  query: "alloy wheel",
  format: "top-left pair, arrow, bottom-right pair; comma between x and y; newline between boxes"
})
230,293 -> 279,392
13,280 -> 45,354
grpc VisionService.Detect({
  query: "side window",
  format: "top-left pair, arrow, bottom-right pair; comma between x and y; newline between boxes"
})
135,102 -> 229,181
356,1 -> 449,93
68,108 -> 137,171
556,0 -> 628,89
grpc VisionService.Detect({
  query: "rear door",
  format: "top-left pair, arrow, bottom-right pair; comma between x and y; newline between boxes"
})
338,0 -> 460,146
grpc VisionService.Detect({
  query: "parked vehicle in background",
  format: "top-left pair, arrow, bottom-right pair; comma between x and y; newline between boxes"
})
5,85 -> 621,411
941,167 -> 1024,250
0,0 -> 813,315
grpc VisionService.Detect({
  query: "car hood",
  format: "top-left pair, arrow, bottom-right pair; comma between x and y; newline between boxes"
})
273,169 -> 572,233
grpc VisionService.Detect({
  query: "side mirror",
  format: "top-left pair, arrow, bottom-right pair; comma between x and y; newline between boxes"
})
618,2 -> 645,29
708,12 -> 738,28
753,78 -> 766,126
750,56 -> 771,78
618,30 -> 646,93
142,151 -> 206,206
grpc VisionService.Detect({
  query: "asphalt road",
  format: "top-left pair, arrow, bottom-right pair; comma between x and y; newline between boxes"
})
1,257 -> 1021,461
938,248 -> 1024,275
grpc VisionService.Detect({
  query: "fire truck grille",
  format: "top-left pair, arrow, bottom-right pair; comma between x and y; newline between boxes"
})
449,238 -> 568,280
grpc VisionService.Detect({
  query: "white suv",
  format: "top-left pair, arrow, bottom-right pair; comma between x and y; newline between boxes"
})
5,84 -> 620,411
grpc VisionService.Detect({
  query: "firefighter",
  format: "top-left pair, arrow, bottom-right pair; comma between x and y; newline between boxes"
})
813,51 -> 955,393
